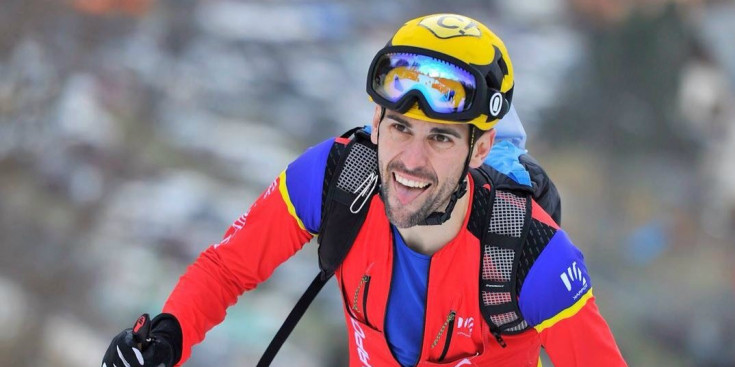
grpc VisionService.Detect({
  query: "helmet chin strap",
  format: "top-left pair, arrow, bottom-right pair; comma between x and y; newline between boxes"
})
419,126 -> 475,226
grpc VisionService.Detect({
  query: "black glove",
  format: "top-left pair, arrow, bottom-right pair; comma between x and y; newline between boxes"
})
102,313 -> 183,367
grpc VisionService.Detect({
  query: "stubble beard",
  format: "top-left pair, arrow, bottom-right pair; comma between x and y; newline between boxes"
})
379,158 -> 460,228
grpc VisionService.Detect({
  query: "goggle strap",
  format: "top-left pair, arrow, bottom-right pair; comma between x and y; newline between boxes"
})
486,46 -> 505,93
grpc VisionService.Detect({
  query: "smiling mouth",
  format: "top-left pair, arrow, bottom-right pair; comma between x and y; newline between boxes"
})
392,172 -> 432,205
394,172 -> 431,189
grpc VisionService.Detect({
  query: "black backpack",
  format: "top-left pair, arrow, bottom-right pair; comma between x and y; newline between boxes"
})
257,127 -> 561,366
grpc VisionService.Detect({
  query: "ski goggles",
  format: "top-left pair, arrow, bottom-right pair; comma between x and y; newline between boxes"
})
366,46 -> 509,124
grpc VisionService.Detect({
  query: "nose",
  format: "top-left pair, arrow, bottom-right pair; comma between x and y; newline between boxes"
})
398,136 -> 430,171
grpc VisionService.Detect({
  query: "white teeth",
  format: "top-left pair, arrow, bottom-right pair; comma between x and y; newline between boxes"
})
394,173 -> 430,189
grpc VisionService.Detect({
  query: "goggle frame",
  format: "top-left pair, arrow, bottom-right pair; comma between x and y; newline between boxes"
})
366,45 -> 509,123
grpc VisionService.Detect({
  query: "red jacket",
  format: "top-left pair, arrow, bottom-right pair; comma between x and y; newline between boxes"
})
162,137 -> 627,366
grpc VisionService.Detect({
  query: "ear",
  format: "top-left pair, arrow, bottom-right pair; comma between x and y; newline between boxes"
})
468,128 -> 496,168
370,105 -> 382,145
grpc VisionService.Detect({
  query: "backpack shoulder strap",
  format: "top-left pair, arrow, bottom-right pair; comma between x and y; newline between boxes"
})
469,165 -> 533,344
317,127 -> 379,278
258,127 -> 378,366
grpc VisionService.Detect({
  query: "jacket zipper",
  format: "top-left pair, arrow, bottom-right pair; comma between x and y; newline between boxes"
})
432,310 -> 456,362
352,275 -> 371,325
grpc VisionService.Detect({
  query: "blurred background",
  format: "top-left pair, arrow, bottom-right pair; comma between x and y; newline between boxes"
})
1,0 -> 734,366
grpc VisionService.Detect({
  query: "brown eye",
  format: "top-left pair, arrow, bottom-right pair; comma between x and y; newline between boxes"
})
393,123 -> 409,133
388,122 -> 411,142
432,134 -> 451,143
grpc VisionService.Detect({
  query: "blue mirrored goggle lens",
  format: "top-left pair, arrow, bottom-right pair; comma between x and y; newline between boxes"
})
371,53 -> 477,113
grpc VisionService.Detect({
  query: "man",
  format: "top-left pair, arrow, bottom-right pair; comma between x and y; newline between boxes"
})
102,14 -> 627,367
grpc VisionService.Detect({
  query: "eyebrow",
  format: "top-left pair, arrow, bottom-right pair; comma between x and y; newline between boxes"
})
430,126 -> 462,139
385,113 -> 412,126
385,113 -> 464,139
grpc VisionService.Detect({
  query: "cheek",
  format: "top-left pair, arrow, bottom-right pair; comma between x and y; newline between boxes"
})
377,147 -> 392,176
376,136 -> 399,167
434,152 -> 467,182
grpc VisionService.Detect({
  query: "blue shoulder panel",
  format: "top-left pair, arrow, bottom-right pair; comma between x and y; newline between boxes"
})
484,140 -> 532,187
518,230 -> 592,327
284,138 -> 334,234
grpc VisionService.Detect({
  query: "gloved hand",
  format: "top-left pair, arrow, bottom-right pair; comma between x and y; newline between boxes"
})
102,313 -> 182,367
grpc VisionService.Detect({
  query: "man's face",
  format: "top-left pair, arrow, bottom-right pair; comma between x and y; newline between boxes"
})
371,110 -> 472,228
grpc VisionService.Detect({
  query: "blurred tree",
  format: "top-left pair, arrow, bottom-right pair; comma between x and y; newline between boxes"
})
544,3 -> 701,160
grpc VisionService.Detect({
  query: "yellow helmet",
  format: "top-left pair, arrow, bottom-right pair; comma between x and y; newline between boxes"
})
367,14 -> 515,130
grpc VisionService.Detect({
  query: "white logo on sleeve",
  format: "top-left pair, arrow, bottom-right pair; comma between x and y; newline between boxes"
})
560,261 -> 588,299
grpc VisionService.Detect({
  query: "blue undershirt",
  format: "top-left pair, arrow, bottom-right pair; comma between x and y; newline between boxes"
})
385,225 -> 431,367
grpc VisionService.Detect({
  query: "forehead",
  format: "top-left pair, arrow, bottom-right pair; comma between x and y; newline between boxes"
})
384,111 -> 469,136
